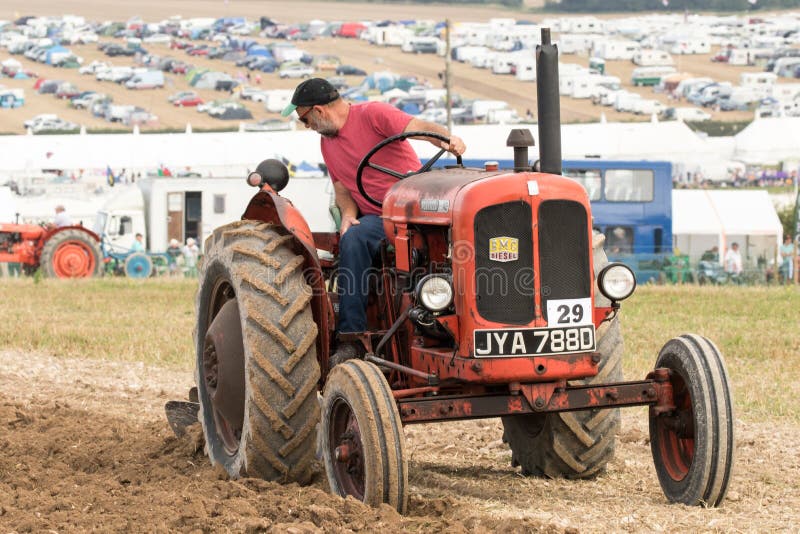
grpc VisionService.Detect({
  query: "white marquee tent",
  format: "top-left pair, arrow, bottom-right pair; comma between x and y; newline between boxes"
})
672,189 -> 783,266
0,119 -> 726,181
733,117 -> 800,166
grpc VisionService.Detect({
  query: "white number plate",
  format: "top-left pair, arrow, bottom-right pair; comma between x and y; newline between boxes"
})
546,298 -> 592,327
474,325 -> 596,358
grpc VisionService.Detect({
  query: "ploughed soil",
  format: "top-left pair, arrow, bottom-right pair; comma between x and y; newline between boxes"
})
0,349 -> 798,533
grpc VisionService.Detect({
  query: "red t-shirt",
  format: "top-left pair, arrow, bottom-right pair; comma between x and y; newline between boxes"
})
321,101 -> 420,216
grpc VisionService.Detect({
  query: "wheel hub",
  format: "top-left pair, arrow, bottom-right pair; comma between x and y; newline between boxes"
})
203,298 -> 246,454
53,241 -> 95,277
329,399 -> 365,499
654,373 -> 695,481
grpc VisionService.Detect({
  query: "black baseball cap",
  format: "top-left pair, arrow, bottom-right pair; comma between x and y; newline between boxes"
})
281,78 -> 340,117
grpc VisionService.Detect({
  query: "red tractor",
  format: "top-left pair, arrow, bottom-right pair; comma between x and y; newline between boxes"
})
170,30 -> 733,511
0,221 -> 103,278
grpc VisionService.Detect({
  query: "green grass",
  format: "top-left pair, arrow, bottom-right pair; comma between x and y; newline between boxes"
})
0,279 -> 796,422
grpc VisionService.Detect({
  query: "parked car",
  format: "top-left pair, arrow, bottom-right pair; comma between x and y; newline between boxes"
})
173,93 -> 204,107
55,83 -> 81,99
242,118 -> 294,132
661,107 -> 707,121
168,90 -> 196,103
335,64 -> 366,76
278,62 -> 315,79
105,44 -> 135,57
79,60 -> 109,75
239,86 -> 267,101
187,45 -> 210,56
23,113 -> 58,129
71,92 -> 104,109
31,118 -> 80,133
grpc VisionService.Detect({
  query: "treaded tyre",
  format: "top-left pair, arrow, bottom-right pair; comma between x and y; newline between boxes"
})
195,220 -> 320,483
501,230 -> 623,479
40,229 -> 103,278
650,334 -> 734,507
321,360 -> 408,513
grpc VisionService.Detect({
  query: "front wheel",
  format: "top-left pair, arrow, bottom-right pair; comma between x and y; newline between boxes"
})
124,252 -> 153,278
649,334 -> 734,507
321,360 -> 408,513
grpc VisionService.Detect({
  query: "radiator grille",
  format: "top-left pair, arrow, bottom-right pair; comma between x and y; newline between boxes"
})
474,201 -> 534,324
538,200 -> 591,322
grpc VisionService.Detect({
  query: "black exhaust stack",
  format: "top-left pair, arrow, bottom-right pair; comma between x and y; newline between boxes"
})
536,28 -> 562,175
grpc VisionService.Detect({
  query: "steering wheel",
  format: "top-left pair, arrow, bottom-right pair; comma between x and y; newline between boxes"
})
356,131 -> 463,207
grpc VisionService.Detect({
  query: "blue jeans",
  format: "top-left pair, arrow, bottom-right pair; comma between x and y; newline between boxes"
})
337,214 -> 386,334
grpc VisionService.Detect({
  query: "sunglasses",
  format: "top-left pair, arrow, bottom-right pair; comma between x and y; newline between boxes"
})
297,106 -> 315,125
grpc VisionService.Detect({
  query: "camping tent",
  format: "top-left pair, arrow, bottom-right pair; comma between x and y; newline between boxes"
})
672,189 -> 783,267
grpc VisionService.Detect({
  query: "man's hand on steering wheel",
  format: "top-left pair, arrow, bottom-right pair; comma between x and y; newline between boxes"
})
356,131 -> 464,207
434,134 -> 466,158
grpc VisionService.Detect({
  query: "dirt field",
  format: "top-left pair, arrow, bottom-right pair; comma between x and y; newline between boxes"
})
0,1 -> 763,134
0,346 -> 798,532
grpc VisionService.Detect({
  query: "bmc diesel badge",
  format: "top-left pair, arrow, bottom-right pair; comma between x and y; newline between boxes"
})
489,236 -> 519,262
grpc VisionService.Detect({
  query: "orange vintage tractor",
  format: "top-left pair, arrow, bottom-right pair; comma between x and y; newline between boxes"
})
0,220 -> 103,278
169,30 -> 734,511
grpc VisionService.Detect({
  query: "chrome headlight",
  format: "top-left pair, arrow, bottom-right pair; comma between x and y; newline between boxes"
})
598,263 -> 636,302
415,274 -> 454,312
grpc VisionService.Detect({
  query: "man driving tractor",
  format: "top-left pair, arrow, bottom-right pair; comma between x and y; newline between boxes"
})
282,78 -> 466,365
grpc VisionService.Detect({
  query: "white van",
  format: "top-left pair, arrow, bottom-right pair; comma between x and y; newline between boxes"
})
125,70 -> 165,90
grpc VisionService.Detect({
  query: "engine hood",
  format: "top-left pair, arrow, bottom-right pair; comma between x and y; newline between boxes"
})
382,167 -> 502,228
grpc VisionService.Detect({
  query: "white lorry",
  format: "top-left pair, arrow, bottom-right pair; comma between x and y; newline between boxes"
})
95,175 -> 336,255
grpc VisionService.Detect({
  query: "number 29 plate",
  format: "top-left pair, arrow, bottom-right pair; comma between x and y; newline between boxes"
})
473,325 -> 596,358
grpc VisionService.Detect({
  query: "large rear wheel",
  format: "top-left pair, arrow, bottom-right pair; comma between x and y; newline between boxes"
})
501,230 -> 622,478
649,334 -> 734,507
40,229 -> 103,278
321,360 -> 408,513
195,220 -> 320,483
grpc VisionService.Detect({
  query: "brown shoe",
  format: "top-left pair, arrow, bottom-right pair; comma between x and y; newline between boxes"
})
329,341 -> 364,368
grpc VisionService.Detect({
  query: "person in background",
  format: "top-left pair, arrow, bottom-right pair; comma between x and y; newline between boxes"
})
53,205 -> 72,227
700,246 -> 719,262
724,242 -> 743,275
779,234 -> 794,284
282,77 -> 465,365
166,238 -> 183,276
130,233 -> 145,253
182,237 -> 200,277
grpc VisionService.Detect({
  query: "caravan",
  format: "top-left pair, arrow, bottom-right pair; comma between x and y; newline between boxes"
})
632,49 -> 674,67
593,39 -> 641,61
631,66 -> 677,87
95,176 -> 335,255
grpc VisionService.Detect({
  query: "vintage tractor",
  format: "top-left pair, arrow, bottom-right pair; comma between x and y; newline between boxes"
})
170,30 -> 734,511
0,220 -> 104,278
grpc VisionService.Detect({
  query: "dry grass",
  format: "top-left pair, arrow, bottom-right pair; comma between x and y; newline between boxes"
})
0,277 -> 196,367
0,279 -> 797,423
